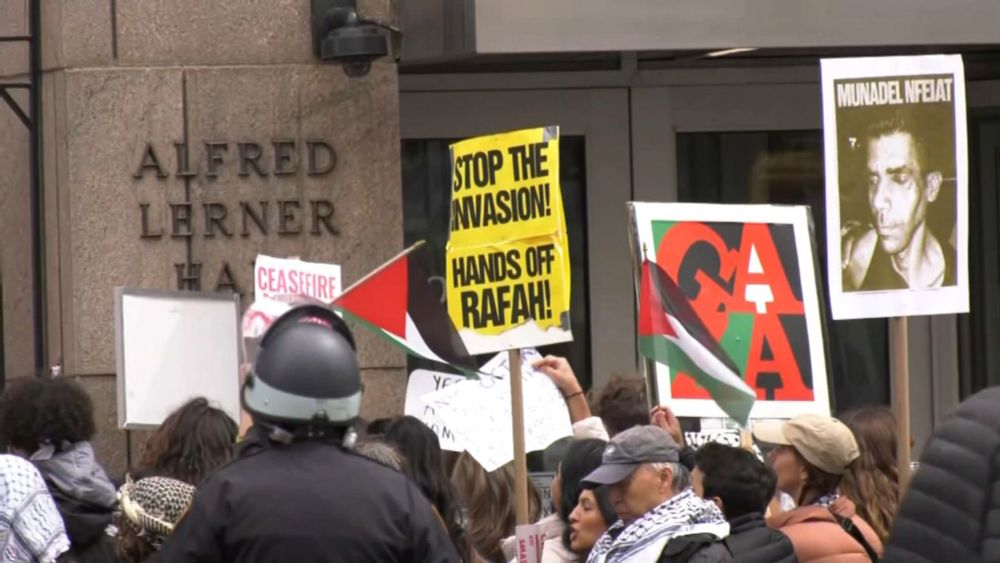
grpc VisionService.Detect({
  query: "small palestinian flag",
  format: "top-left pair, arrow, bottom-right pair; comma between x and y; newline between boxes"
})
331,242 -> 474,371
638,258 -> 756,425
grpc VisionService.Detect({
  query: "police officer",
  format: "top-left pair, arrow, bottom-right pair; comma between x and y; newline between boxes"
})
158,305 -> 460,562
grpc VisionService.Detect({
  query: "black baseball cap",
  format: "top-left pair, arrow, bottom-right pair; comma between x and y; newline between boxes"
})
582,425 -> 680,486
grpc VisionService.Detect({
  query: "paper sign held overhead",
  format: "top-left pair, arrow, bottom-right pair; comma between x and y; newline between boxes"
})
445,126 -> 573,355
422,348 -> 572,472
404,370 -> 465,452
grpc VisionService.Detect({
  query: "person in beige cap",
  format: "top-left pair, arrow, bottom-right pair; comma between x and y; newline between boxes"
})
753,413 -> 883,562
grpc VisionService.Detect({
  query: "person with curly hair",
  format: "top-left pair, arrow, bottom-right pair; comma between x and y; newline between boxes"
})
112,398 -> 237,562
132,397 -> 238,487
0,377 -> 119,563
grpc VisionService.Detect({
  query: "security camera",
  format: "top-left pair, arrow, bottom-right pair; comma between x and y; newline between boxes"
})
310,0 -> 395,77
320,23 -> 387,77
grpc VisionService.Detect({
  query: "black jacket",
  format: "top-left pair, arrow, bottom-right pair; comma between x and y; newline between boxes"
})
884,386 -> 1000,562
157,429 -> 459,563
680,446 -> 697,471
658,533 -> 735,563
47,486 -> 120,563
724,513 -> 797,563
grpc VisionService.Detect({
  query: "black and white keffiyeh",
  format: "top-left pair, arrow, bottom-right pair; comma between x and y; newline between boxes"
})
586,488 -> 730,563
0,454 -> 70,563
118,476 -> 195,549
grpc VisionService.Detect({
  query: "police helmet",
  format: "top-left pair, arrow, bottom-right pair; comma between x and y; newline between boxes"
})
242,304 -> 362,427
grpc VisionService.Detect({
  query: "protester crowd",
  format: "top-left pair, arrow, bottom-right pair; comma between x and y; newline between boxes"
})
0,303 -> 997,562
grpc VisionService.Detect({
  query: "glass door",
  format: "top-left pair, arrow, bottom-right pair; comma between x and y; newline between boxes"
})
960,113 -> 1000,396
631,82 -> 894,415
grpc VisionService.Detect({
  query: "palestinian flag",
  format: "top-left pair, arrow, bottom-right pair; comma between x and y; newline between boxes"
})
638,258 -> 756,425
331,242 -> 474,371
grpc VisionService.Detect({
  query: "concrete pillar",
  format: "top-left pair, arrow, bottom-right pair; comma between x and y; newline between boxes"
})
1,0 -> 405,476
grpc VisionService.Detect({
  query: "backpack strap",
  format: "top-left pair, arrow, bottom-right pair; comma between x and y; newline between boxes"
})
828,510 -> 880,562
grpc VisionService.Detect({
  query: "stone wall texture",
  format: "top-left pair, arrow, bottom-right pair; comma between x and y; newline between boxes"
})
0,0 -> 403,477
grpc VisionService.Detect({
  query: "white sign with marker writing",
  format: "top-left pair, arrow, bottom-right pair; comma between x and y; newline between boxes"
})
404,370 -> 465,451
422,348 -> 572,471
683,429 -> 764,462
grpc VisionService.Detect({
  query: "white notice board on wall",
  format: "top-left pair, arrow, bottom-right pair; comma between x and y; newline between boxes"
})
115,288 -> 241,429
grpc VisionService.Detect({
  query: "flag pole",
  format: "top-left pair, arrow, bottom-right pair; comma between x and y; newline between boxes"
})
509,348 -> 530,525
635,240 -> 660,410
335,240 -> 426,300
891,316 -> 912,491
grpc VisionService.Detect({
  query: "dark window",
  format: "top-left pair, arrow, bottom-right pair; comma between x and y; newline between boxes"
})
401,137 -> 592,388
677,131 -> 889,412
960,115 -> 1000,397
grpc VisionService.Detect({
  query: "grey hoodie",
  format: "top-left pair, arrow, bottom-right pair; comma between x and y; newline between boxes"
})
31,441 -> 117,508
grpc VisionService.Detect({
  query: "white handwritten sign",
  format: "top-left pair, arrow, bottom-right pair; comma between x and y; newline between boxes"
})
684,429 -> 764,462
684,430 -> 742,449
422,348 -> 572,471
405,370 -> 465,451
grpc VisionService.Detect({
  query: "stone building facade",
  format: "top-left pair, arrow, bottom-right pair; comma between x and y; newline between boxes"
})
0,0 -> 404,475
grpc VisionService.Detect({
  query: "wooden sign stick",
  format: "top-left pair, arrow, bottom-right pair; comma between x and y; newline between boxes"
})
509,348 -> 530,525
891,317 -> 912,491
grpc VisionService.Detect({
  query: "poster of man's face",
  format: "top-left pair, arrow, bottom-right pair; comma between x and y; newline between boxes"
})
822,56 -> 969,320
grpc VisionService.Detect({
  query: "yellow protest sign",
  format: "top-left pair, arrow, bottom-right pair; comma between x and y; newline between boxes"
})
446,126 -> 573,354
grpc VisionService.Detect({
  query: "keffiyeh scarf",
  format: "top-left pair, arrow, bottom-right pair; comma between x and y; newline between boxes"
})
119,476 -> 196,549
586,489 -> 730,563
0,455 -> 70,563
